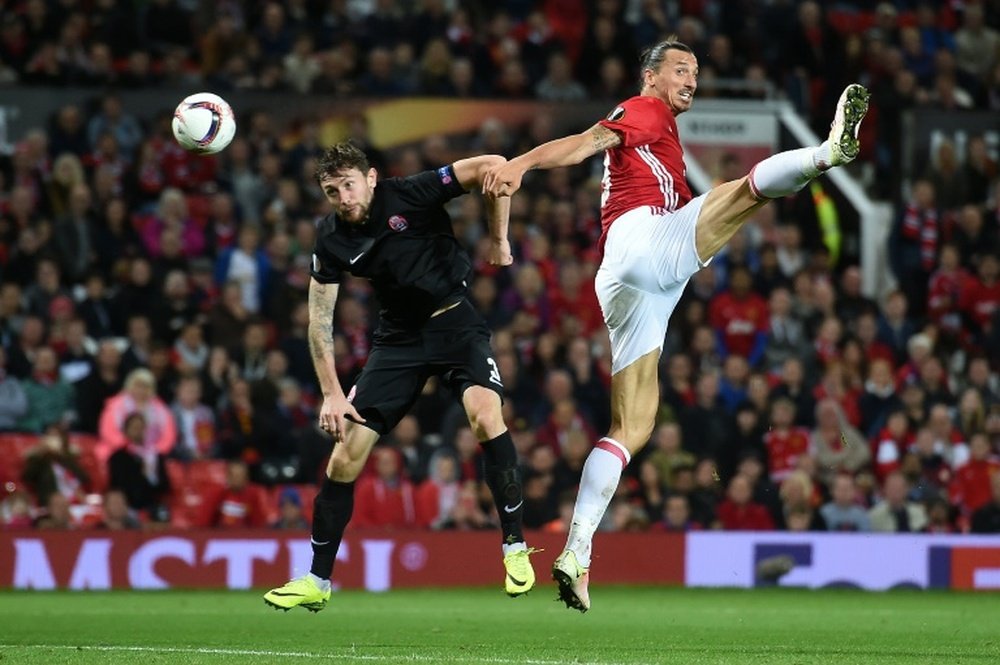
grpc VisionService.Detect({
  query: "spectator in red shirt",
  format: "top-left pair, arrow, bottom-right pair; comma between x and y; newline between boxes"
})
960,253 -> 1000,344
927,243 -> 973,339
763,397 -> 811,484
716,474 -> 774,531
950,432 -> 1000,518
535,398 -> 598,458
872,409 -> 915,483
813,361 -> 862,428
928,403 -> 970,471
708,265 -> 769,364
549,259 -> 603,336
853,311 -> 895,369
211,460 -> 266,528
415,451 -> 461,529
353,447 -> 419,529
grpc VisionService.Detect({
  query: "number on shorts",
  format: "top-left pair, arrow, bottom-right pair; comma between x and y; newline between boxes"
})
487,357 -> 503,387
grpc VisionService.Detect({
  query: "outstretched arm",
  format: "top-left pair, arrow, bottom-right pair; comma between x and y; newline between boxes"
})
453,155 -> 513,266
482,124 -> 622,197
308,277 -> 364,439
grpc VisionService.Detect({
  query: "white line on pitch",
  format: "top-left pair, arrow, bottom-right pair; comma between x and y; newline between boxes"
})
0,644 -> 640,665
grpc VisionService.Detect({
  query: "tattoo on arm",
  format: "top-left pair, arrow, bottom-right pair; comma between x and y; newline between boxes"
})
307,281 -> 337,369
589,124 -> 622,152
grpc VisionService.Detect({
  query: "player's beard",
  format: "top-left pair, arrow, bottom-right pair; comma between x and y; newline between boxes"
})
339,201 -> 370,224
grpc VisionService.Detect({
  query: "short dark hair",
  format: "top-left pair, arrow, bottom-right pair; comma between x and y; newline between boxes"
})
315,142 -> 370,183
638,36 -> 694,86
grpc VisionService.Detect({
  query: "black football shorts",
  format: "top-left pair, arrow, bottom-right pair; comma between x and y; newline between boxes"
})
347,299 -> 504,433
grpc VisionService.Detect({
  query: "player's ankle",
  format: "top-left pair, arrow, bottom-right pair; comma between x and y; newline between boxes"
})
308,573 -> 331,591
812,141 -> 832,172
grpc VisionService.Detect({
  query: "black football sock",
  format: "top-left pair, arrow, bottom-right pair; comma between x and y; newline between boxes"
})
480,430 -> 525,547
310,478 -> 355,580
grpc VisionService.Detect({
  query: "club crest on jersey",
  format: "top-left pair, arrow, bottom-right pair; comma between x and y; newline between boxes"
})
607,106 -> 625,121
388,214 -> 408,231
437,166 -> 453,184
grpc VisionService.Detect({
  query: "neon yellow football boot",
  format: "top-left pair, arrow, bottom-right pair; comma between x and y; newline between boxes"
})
263,575 -> 331,613
503,547 -> 538,597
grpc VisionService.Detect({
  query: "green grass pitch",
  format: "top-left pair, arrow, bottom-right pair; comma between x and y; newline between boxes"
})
1,586 -> 998,664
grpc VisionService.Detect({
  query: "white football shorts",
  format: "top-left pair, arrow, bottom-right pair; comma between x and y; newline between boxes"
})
595,194 -> 710,375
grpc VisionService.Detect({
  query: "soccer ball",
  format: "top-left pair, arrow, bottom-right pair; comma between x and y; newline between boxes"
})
171,92 -> 236,154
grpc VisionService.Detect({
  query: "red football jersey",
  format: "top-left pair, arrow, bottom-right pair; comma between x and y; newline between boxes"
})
597,96 -> 692,237
708,291 -> 769,358
959,278 -> 1000,329
763,426 -> 811,483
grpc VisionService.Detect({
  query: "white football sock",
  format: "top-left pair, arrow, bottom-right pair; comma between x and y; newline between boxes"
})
502,541 -> 527,556
565,438 -> 630,568
308,572 -> 331,591
749,146 -> 828,199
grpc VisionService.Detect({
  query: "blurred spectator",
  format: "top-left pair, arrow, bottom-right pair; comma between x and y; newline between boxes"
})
954,3 -> 999,83
890,180 -> 938,316
535,52 -> 586,101
868,471 -> 929,533
271,486 -> 308,529
1,489 -> 34,530
353,447 -> 419,529
763,397 -> 811,484
87,94 -> 143,160
416,450 -> 462,529
17,346 -> 75,432
107,412 -> 170,518
952,205 -> 996,271
97,368 -> 176,466
971,472 -> 1000,534
24,258 -> 72,322
214,225 -> 271,316
6,314 -> 46,381
681,372 -> 734,462
858,358 -> 900,437
653,493 -> 701,532
0,345 -> 28,430
645,421 -> 697,490
140,188 -> 205,260
716,474 -> 774,531
811,398 -> 870,488
820,474 -> 870,532
709,265 -> 769,364
96,488 -> 141,530
35,492 -> 73,530
21,429 -> 89,506
949,432 -> 1000,518
389,415 -> 431,485
73,339 -> 123,434
210,459 -> 267,528
762,286 -> 808,372
170,375 -> 216,460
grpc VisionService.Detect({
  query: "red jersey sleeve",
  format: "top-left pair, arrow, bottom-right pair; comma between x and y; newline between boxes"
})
597,96 -> 666,148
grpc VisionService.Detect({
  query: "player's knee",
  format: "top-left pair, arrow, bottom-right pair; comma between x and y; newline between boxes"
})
467,405 -> 504,441
327,448 -> 363,482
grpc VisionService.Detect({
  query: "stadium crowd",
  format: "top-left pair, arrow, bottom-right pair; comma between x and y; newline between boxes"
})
1,0 -> 999,535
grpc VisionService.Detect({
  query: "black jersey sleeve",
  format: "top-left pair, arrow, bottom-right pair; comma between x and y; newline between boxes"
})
390,165 -> 467,207
310,216 -> 342,284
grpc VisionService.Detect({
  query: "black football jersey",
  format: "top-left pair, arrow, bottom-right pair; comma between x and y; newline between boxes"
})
311,165 -> 472,332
